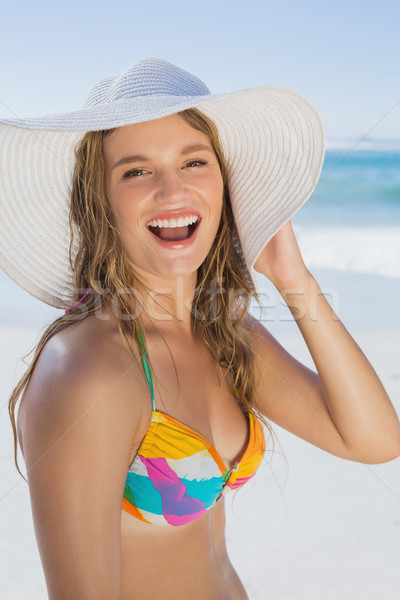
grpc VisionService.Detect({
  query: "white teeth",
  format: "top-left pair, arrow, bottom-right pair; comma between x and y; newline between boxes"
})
148,215 -> 199,228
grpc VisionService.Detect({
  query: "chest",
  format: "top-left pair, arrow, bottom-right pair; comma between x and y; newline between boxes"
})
143,332 -> 250,469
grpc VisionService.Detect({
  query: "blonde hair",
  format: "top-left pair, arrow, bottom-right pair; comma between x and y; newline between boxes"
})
9,108 -> 270,476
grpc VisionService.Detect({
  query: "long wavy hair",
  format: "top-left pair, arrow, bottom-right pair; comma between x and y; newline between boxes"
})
9,108 -> 270,476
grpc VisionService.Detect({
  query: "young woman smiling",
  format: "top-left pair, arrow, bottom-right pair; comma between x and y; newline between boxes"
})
2,58 -> 399,599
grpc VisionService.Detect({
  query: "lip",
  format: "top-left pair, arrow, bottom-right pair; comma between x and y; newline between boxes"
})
146,215 -> 202,250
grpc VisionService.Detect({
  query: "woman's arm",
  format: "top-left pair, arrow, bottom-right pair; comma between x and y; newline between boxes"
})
18,324 -> 147,599
250,221 -> 400,464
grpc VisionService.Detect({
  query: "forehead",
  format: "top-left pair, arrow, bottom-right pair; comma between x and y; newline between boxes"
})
103,113 -> 212,161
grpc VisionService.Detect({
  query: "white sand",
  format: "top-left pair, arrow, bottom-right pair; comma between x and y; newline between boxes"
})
1,268 -> 399,599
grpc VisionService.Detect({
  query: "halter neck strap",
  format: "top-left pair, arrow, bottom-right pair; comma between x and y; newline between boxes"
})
135,322 -> 155,411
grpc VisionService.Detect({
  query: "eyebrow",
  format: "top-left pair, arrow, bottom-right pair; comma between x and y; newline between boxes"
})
111,143 -> 213,170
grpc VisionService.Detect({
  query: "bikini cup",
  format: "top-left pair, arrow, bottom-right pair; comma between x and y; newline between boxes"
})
121,323 -> 266,527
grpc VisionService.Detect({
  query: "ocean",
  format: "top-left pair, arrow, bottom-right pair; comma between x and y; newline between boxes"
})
293,148 -> 400,279
299,149 -> 400,226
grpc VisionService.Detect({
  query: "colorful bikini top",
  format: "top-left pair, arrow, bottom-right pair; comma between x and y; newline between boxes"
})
121,325 -> 266,527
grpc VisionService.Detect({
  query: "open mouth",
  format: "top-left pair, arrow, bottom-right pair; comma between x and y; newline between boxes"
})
147,215 -> 201,242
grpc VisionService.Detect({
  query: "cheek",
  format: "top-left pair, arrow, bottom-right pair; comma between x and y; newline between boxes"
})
108,189 -> 140,230
206,178 -> 224,213
214,185 -> 225,222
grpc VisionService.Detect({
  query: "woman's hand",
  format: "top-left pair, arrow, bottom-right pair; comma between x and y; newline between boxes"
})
253,220 -> 310,290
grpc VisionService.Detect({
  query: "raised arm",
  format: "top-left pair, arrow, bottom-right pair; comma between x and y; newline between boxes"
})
17,322 -> 148,599
250,220 -> 400,464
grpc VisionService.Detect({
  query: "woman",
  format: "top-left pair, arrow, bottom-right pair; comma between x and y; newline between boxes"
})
1,58 -> 400,599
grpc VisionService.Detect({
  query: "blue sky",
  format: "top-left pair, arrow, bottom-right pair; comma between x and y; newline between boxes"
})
1,0 -> 399,141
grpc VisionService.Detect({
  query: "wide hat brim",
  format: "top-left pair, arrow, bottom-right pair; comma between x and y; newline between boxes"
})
0,64 -> 324,309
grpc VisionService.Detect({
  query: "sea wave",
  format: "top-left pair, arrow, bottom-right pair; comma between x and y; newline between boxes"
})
294,225 -> 400,279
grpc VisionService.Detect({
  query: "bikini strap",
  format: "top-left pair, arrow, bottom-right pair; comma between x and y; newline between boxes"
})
135,322 -> 155,411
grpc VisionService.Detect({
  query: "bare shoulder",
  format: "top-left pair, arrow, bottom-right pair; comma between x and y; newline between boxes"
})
18,315 -> 150,460
243,311 -> 322,413
245,315 -> 321,394
243,312 -> 287,357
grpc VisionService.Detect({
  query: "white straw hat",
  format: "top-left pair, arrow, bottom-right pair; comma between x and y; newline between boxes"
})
0,58 -> 325,308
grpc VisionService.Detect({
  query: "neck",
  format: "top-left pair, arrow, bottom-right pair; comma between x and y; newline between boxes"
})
142,277 -> 196,330
117,268 -> 199,333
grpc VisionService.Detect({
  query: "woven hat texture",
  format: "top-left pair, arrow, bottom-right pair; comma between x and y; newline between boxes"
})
0,58 -> 325,308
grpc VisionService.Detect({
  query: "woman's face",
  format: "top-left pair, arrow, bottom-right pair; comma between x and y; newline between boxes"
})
103,114 -> 224,283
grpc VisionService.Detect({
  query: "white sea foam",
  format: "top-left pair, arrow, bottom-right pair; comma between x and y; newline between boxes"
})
294,225 -> 400,279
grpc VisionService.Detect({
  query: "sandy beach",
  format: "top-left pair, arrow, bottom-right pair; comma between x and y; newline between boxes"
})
0,266 -> 399,599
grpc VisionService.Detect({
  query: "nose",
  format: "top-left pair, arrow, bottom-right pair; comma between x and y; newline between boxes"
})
154,169 -> 189,205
